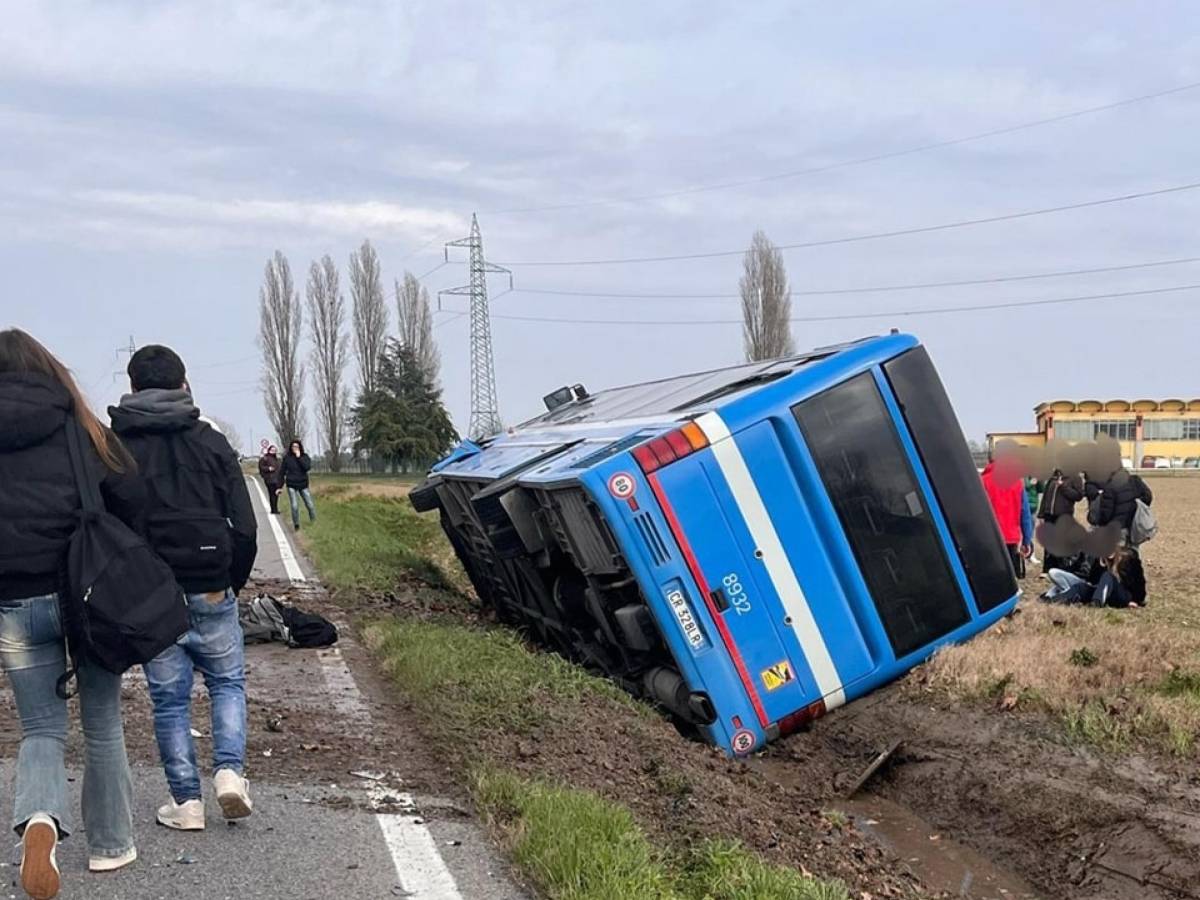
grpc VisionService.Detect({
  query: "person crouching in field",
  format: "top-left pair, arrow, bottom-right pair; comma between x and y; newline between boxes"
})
109,345 -> 258,831
981,454 -> 1033,578
1040,547 -> 1146,608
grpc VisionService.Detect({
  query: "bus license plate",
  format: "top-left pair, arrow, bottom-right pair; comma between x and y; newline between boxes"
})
666,589 -> 706,650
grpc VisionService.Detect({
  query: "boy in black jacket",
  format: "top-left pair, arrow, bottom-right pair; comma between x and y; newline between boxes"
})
110,345 -> 257,832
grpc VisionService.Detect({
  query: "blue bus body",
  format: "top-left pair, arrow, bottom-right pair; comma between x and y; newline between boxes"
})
411,333 -> 1019,756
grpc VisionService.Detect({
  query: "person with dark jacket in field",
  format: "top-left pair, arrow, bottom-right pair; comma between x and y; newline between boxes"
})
0,329 -> 141,897
1037,468 -> 1084,574
257,444 -> 283,514
109,345 -> 257,833
280,439 -> 315,531
1086,467 -> 1153,539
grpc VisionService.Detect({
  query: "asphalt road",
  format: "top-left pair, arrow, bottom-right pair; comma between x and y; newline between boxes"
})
0,477 -> 528,899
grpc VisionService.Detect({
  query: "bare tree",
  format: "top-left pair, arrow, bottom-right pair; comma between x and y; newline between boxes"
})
395,271 -> 440,383
307,255 -> 350,471
208,416 -> 245,456
740,230 -> 795,361
350,239 -> 388,395
259,250 -> 306,444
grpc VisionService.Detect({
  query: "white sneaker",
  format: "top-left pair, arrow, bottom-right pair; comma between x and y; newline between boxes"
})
215,769 -> 253,820
156,799 -> 205,831
89,846 -> 137,873
20,813 -> 60,900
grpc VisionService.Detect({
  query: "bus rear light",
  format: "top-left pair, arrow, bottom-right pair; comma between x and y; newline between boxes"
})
777,699 -> 827,737
633,423 -> 711,474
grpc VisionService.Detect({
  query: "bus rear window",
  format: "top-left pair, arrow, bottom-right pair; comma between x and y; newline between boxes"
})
793,373 -> 970,658
883,348 -> 1017,613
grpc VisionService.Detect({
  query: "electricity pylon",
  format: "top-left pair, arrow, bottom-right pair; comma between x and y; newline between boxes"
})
442,215 -> 511,440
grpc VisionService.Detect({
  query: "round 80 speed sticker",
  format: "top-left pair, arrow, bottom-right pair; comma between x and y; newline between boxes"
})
731,729 -> 756,755
608,471 -> 636,500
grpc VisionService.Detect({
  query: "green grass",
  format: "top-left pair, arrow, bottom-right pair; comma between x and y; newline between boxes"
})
301,489 -> 452,592
474,771 -> 850,900
1155,669 -> 1200,699
365,618 -> 644,739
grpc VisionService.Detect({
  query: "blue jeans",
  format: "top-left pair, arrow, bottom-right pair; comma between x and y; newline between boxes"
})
143,590 -> 246,803
288,486 -> 316,527
0,594 -> 133,859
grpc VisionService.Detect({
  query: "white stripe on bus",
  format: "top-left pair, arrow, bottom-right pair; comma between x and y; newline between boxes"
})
695,412 -> 846,710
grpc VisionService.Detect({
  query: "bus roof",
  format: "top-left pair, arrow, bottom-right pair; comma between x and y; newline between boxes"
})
515,334 -> 887,432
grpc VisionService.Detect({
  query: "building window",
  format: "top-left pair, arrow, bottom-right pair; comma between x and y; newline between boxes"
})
1185,419 -> 1200,441
1093,419 -> 1136,441
1054,421 -> 1092,441
1144,419 -> 1183,440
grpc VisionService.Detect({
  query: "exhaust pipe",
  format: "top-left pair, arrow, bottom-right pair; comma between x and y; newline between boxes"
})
643,667 -> 717,725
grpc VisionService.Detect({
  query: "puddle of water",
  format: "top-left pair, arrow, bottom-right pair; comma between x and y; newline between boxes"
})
837,795 -> 1042,900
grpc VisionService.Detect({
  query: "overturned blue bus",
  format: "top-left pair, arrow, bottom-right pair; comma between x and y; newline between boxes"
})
410,333 -> 1019,756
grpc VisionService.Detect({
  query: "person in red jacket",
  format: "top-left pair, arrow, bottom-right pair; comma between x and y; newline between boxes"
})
981,456 -> 1034,578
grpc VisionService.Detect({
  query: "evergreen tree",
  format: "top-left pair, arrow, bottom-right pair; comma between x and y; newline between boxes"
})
353,338 -> 457,471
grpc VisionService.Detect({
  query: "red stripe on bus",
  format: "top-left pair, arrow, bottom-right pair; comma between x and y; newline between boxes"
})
647,472 -> 770,729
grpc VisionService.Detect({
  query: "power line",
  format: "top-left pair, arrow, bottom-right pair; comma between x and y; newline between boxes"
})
499,180 -> 1200,267
511,254 -> 1200,300
484,79 -> 1200,216
473,283 -> 1200,326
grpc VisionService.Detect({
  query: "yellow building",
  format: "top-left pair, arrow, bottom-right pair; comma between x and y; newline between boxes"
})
989,399 -> 1200,468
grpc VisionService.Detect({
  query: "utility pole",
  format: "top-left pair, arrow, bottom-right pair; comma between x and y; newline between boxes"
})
441,215 -> 512,440
112,335 -> 136,383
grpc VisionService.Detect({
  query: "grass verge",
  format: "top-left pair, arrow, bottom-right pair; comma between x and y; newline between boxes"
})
300,477 -> 457,592
363,617 -> 645,739
474,770 -> 849,900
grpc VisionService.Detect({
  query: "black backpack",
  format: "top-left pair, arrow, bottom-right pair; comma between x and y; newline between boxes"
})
58,418 -> 190,697
282,605 -> 338,649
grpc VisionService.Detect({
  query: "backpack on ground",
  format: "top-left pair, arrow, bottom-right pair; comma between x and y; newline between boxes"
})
282,606 -> 339,649
240,594 -> 290,644
59,417 -> 190,697
240,593 -> 337,649
1130,498 -> 1158,545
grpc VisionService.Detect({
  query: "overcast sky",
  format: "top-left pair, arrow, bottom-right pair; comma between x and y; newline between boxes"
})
3,1 -> 1198,452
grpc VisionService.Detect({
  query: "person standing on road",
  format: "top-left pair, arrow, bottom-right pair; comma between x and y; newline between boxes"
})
1036,468 -> 1084,574
981,455 -> 1033,578
0,329 -> 141,898
258,444 -> 283,514
281,439 -> 315,531
109,344 -> 257,832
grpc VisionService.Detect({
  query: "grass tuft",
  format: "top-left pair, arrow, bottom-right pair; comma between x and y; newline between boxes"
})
474,770 -> 850,900
1068,647 -> 1099,668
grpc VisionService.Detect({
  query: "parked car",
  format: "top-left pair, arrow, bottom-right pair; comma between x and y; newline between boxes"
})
1140,456 -> 1173,469
1183,457 -> 1200,469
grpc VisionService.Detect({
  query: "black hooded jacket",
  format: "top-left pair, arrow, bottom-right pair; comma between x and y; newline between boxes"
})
1086,468 -> 1153,530
280,445 -> 312,489
109,392 -> 257,594
0,373 -> 146,601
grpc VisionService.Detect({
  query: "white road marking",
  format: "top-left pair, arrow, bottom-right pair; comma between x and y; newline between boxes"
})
251,479 -> 463,898
317,645 -> 464,898
695,412 -> 847,709
246,477 -> 306,582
